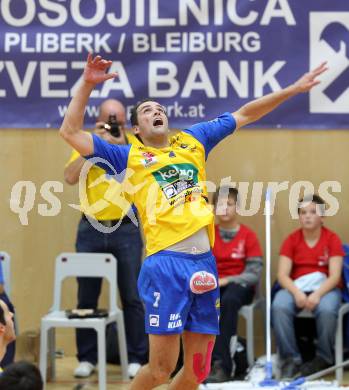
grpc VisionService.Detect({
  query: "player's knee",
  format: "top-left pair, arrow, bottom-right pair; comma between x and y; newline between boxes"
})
192,340 -> 214,383
150,362 -> 174,385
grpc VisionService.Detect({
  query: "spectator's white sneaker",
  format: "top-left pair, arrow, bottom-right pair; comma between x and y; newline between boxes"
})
74,361 -> 95,378
128,363 -> 141,378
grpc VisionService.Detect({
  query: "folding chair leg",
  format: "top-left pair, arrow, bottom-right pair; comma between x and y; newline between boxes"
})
97,324 -> 107,390
246,310 -> 254,366
39,323 -> 49,386
48,327 -> 56,380
335,312 -> 343,384
14,314 -> 19,336
117,314 -> 129,381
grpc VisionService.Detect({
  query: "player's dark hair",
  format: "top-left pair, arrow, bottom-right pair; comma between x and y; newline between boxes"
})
130,98 -> 157,127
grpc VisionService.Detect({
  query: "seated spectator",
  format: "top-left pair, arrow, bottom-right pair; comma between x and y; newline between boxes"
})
272,194 -> 344,380
0,259 -> 16,367
0,299 -> 16,368
206,186 -> 263,383
0,290 -> 16,367
0,361 -> 43,389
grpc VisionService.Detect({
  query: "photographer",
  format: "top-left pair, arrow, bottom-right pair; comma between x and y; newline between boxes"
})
64,99 -> 148,379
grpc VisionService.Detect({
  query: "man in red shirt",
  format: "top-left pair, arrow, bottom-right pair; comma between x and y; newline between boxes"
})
272,194 -> 344,380
206,187 -> 263,383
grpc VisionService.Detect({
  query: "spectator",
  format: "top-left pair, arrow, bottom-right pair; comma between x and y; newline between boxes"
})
0,262 -> 16,367
0,361 -> 43,389
0,299 -> 16,367
272,194 -> 344,379
206,186 -> 263,383
64,99 -> 148,379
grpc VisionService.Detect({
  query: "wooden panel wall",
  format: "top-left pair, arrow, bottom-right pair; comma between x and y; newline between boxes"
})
1,128 -> 348,355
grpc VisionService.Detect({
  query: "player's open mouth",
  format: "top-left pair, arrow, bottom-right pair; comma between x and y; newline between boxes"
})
153,118 -> 163,127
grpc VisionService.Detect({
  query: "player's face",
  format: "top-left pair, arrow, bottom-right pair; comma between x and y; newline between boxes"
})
299,202 -> 323,230
216,196 -> 237,223
0,300 -> 15,343
134,101 -> 169,142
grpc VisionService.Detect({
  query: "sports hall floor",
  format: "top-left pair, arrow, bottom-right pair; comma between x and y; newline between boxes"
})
46,356 -> 158,389
45,356 -> 349,390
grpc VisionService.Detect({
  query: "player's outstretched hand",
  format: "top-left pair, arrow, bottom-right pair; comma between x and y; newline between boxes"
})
292,62 -> 328,93
83,53 -> 118,85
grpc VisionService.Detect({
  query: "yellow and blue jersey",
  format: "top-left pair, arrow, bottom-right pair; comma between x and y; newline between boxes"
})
89,112 -> 236,256
66,134 -> 137,221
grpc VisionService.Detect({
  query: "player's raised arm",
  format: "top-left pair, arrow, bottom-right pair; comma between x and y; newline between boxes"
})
59,54 -> 118,156
232,62 -> 328,130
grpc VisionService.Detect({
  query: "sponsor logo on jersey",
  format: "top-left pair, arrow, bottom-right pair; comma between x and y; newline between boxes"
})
190,271 -> 217,294
141,152 -> 158,167
152,163 -> 200,202
168,313 -> 182,329
149,314 -> 160,327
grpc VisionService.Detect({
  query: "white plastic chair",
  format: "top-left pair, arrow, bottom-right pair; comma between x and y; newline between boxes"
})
238,281 -> 266,366
297,303 -> 349,383
39,253 -> 129,390
334,302 -> 349,383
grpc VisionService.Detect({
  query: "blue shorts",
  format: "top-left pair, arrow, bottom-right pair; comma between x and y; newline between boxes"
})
137,250 -> 220,335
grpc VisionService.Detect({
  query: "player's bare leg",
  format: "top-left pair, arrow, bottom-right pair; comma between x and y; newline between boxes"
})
129,334 -> 180,390
168,331 -> 215,390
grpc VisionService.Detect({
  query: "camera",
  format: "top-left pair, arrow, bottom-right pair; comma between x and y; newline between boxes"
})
103,114 -> 121,138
